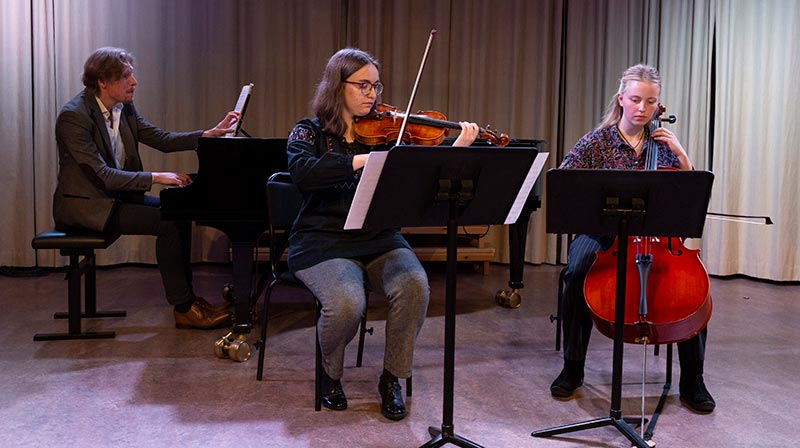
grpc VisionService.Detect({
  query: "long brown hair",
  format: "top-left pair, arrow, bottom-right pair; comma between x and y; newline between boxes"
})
596,64 -> 661,130
312,48 -> 380,136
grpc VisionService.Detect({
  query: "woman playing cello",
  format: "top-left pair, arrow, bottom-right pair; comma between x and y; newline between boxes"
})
552,64 -> 715,413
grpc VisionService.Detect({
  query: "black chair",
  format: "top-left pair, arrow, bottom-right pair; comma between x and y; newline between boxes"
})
549,233 -> 573,350
254,172 -> 410,411
30,228 -> 126,340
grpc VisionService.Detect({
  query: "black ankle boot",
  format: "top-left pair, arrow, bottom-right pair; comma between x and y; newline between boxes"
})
679,361 -> 715,413
379,369 -> 406,421
550,359 -> 584,398
320,370 -> 347,411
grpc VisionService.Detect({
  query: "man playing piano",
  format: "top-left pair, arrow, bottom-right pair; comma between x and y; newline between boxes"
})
53,46 -> 239,329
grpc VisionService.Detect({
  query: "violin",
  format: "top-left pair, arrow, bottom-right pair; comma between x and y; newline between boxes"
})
583,104 -> 713,345
353,103 -> 510,147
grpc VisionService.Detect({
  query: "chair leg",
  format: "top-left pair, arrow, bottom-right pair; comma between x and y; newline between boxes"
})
406,377 -> 412,397
315,323 -> 322,411
79,253 -> 126,319
356,292 -> 373,368
553,267 -> 568,351
256,280 -> 277,381
34,252 -> 116,341
84,252 -> 97,315
315,300 -> 322,411
67,254 -> 82,335
666,343 -> 673,384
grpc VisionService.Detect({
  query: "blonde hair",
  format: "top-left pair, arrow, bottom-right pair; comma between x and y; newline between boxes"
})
596,64 -> 661,130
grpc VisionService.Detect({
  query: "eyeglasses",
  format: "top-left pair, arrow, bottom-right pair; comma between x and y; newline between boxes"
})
343,80 -> 384,96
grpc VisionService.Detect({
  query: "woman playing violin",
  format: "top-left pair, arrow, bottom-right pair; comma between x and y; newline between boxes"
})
285,47 -> 479,421
553,64 -> 715,413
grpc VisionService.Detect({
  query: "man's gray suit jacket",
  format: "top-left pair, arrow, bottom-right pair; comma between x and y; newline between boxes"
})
53,89 -> 203,232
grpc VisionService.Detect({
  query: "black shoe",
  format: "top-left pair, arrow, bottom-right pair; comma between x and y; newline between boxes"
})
680,373 -> 716,413
320,370 -> 347,411
379,370 -> 407,421
550,363 -> 584,398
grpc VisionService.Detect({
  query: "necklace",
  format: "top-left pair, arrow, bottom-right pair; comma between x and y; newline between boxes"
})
617,125 -> 645,151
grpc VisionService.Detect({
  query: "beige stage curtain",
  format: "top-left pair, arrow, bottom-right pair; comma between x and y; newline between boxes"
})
346,0 -> 566,265
3,0 -> 798,281
701,0 -> 800,280
1,1 -> 36,265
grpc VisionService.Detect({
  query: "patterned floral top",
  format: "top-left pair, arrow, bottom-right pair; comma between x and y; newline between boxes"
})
285,118 -> 411,273
560,126 -> 680,170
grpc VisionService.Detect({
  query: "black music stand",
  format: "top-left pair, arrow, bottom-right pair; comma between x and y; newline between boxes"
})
348,145 -> 542,448
532,168 -> 714,447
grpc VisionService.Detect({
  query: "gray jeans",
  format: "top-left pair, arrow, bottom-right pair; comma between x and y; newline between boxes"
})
295,248 -> 429,380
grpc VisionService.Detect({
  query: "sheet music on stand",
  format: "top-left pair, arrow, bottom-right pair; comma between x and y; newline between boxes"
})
344,148 -> 548,230
226,83 -> 253,138
344,150 -> 389,230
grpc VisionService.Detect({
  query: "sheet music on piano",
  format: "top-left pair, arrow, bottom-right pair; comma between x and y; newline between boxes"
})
226,83 -> 254,137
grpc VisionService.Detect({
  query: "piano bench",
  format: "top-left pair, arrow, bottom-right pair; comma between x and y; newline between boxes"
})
31,228 -> 126,341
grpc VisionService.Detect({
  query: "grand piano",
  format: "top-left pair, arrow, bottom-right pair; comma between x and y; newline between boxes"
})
456,137 -> 545,308
161,136 -> 542,361
161,137 -> 288,360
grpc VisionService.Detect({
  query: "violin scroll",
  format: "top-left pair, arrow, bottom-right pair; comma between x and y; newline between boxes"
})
481,125 -> 510,147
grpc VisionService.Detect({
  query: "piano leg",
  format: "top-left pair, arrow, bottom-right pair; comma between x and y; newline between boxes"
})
495,193 -> 540,308
214,241 -> 256,362
495,213 -> 528,308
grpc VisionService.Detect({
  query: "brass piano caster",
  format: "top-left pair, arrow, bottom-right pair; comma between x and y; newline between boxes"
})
214,331 -> 251,362
495,288 -> 522,308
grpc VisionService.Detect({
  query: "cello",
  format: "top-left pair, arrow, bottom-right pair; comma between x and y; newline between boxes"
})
583,105 -> 713,346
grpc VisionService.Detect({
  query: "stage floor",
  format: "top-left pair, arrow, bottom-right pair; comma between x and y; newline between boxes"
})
1,262 -> 796,447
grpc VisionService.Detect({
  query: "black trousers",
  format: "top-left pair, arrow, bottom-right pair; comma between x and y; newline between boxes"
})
107,195 -> 194,306
562,234 -> 706,365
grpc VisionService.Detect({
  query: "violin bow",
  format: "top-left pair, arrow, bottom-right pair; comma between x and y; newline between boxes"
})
395,29 -> 437,146
706,212 -> 773,225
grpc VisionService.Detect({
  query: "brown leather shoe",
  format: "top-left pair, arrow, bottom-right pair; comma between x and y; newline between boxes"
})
194,296 -> 231,314
174,301 -> 231,329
